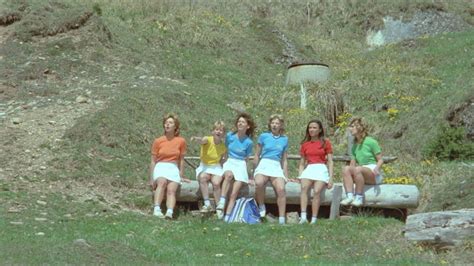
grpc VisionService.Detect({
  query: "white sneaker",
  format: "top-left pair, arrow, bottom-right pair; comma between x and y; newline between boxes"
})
200,205 -> 213,213
153,209 -> 165,219
165,212 -> 173,219
299,218 -> 308,224
259,209 -> 266,218
216,202 -> 225,211
216,210 -> 224,219
351,197 -> 364,207
340,197 -> 354,206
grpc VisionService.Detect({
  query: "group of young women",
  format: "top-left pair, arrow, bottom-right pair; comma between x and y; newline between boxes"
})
149,112 -> 384,224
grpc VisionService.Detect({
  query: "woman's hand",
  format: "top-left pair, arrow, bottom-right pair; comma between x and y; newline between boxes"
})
248,179 -> 255,186
149,179 -> 157,191
373,167 -> 380,176
327,181 -> 333,189
288,178 -> 300,183
181,177 -> 191,183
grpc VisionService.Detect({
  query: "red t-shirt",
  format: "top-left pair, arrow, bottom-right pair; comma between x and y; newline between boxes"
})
300,139 -> 333,164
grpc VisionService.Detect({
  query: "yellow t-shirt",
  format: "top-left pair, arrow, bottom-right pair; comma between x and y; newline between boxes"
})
200,136 -> 226,165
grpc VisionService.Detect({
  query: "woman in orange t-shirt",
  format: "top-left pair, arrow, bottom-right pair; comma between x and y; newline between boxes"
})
149,113 -> 189,219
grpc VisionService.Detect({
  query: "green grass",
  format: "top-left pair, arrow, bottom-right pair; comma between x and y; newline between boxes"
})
1,0 -> 473,264
0,188 -> 452,265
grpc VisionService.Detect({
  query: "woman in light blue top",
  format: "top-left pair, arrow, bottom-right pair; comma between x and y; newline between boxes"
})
216,112 -> 256,222
253,114 -> 289,224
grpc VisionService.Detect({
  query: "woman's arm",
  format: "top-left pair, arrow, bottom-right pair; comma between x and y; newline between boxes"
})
190,136 -> 208,145
281,151 -> 289,178
298,157 -> 306,177
374,153 -> 384,175
149,156 -> 157,190
178,154 -> 190,183
253,144 -> 261,170
327,153 -> 334,189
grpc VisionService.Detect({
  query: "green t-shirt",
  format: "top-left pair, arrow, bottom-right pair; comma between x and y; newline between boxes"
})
351,136 -> 381,165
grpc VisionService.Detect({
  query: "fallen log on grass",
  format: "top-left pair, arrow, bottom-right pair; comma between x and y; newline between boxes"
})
177,181 -> 420,209
404,209 -> 474,249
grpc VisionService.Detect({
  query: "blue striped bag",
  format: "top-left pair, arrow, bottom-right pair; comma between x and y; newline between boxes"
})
227,198 -> 261,224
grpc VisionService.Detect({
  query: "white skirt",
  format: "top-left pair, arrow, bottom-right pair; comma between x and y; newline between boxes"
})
195,162 -> 224,178
222,158 -> 249,183
298,163 -> 329,183
153,162 -> 181,184
253,158 -> 287,181
362,164 -> 383,184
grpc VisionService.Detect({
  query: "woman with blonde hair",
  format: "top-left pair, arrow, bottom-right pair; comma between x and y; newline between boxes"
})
340,117 -> 383,207
150,113 -> 189,219
253,114 -> 289,224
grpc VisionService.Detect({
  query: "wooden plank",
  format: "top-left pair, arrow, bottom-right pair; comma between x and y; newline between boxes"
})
329,185 -> 342,220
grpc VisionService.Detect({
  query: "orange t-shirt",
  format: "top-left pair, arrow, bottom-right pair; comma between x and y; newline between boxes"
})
151,136 -> 187,163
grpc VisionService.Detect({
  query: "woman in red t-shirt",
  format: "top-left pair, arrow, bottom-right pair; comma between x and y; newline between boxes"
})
149,113 -> 189,219
297,119 -> 334,224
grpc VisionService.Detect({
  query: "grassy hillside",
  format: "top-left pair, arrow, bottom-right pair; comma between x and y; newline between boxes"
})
1,0 -> 473,264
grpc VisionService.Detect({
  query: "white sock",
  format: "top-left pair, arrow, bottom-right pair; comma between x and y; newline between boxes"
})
346,192 -> 354,199
219,197 -> 226,205
224,215 -> 230,222
204,199 -> 211,206
154,205 -> 161,212
311,216 -> 318,223
166,208 -> 173,215
279,217 -> 285,224
355,194 -> 364,200
259,204 -> 266,211
300,212 -> 307,220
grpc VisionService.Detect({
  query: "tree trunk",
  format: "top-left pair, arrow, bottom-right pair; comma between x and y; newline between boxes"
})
177,181 -> 420,208
404,209 -> 474,249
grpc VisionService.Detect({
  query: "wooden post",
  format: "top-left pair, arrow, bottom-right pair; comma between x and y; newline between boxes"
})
329,185 -> 342,220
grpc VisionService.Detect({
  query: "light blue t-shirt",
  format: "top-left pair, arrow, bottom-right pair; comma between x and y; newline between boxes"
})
257,132 -> 288,161
225,132 -> 253,160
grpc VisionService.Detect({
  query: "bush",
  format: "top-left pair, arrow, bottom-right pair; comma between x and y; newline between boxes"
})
423,125 -> 474,160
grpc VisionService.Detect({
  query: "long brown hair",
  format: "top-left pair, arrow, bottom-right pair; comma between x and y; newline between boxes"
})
301,119 -> 326,148
232,112 -> 256,138
162,113 -> 180,136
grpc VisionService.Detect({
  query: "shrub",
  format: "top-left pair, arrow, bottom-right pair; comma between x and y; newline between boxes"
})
423,124 -> 474,160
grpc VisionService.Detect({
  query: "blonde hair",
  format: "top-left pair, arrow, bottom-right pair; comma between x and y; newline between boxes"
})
349,117 -> 368,142
212,120 -> 225,131
162,113 -> 180,136
267,114 -> 285,134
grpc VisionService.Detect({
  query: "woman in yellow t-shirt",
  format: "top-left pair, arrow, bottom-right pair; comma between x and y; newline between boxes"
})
150,113 -> 189,219
191,121 -> 227,217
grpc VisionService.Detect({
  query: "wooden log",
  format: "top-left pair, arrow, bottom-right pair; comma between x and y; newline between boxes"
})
404,209 -> 474,249
176,181 -> 420,209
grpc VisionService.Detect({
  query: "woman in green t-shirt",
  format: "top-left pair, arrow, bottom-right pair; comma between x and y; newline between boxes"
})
340,117 -> 384,207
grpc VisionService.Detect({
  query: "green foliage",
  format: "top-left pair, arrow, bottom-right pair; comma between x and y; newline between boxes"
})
423,125 -> 474,160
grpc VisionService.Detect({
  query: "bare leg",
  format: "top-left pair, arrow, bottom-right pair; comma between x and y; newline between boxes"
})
342,165 -> 355,193
311,181 -> 326,218
199,173 -> 211,201
254,174 -> 269,206
225,181 -> 243,216
299,179 -> 313,213
166,181 -> 180,210
221,171 -> 234,201
154,178 -> 168,205
211,174 -> 223,203
272,177 -> 286,218
354,166 -> 376,194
